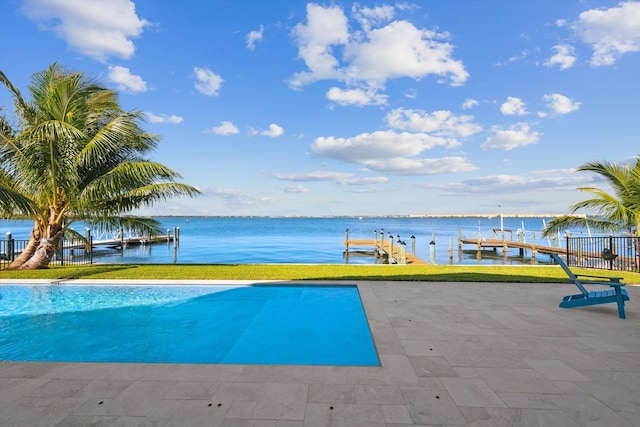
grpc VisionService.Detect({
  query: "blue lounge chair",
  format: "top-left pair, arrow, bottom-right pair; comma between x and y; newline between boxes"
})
550,253 -> 629,319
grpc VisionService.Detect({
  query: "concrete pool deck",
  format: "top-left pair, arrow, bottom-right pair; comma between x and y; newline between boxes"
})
1,280 -> 639,426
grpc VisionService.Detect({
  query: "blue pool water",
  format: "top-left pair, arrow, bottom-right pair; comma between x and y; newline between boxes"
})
0,284 -> 379,366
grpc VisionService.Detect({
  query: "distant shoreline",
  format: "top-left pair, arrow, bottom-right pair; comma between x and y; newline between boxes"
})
148,213 -> 581,219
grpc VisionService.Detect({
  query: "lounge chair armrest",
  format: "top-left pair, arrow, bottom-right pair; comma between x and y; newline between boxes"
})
573,279 -> 626,287
574,273 -> 622,282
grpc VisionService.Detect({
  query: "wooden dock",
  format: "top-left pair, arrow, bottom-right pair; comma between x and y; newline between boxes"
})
457,236 -> 627,262
344,238 -> 427,265
458,237 -> 565,256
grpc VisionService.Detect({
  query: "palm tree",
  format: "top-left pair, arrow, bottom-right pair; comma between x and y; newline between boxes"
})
0,63 -> 200,269
542,157 -> 640,238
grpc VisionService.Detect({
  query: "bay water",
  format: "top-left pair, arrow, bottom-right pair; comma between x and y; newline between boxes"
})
0,216 -> 560,265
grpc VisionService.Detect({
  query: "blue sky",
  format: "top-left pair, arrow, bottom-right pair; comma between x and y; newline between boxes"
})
1,0 -> 638,217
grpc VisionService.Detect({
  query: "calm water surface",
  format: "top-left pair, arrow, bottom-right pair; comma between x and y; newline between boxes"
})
0,216 -> 559,265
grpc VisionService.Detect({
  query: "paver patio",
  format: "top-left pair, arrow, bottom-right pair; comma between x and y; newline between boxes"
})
1,280 -> 638,426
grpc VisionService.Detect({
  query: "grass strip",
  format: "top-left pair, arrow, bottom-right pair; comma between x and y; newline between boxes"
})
1,264 -> 639,283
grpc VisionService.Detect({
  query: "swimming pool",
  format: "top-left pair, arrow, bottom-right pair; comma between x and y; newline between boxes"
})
0,283 -> 380,366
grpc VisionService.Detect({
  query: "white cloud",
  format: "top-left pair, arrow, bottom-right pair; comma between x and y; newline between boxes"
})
543,93 -> 581,115
326,87 -> 388,106
246,25 -> 264,49
545,44 -> 577,70
290,3 -> 468,91
260,123 -> 284,138
279,184 -> 309,193
508,50 -> 530,63
193,67 -> 223,96
290,3 -> 349,87
500,97 -> 528,116
312,130 -> 448,163
310,129 -> 476,175
481,123 -> 541,151
404,88 -> 417,99
107,65 -> 147,93
385,108 -> 482,146
343,20 -> 468,86
364,156 -> 476,175
211,121 -> 239,135
146,112 -> 183,124
273,171 -> 354,182
209,188 -> 275,206
461,169 -> 589,193
22,0 -> 149,62
273,171 -> 388,186
572,1 -> 640,66
462,98 -> 478,109
343,176 -> 389,185
352,4 -> 394,32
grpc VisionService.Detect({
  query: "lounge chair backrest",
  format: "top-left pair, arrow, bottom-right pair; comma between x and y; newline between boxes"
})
550,253 -> 576,279
551,253 -> 588,295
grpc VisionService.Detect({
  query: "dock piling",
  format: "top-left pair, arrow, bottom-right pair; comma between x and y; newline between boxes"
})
429,236 -> 436,264
343,229 -> 426,264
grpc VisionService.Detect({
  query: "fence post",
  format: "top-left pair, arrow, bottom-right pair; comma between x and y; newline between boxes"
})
85,228 -> 92,263
609,235 -> 614,270
5,232 -> 13,261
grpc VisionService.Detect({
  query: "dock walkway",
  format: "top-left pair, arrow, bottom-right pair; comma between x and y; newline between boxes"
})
458,237 -> 565,256
344,238 -> 427,265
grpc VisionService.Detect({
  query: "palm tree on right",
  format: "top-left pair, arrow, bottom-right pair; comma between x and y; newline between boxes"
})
542,157 -> 640,238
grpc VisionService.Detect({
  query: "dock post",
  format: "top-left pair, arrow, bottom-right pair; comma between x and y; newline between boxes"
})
345,229 -> 349,252
166,229 -> 171,243
411,235 -> 416,255
429,237 -> 436,264
531,233 -> 536,262
401,241 -> 407,264
388,233 -> 394,263
449,236 -> 453,263
502,229 -> 508,256
373,230 -> 378,258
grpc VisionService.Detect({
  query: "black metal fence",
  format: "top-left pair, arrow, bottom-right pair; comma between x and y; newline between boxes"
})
0,237 -> 93,270
566,236 -> 640,272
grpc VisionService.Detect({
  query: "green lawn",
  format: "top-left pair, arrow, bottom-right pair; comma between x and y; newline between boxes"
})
2,263 -> 639,284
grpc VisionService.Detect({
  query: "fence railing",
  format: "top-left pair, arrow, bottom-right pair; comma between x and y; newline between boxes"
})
1,237 -> 93,270
566,236 -> 640,272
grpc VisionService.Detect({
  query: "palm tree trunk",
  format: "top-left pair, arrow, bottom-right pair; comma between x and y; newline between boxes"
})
6,224 -> 40,270
7,218 -> 64,270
